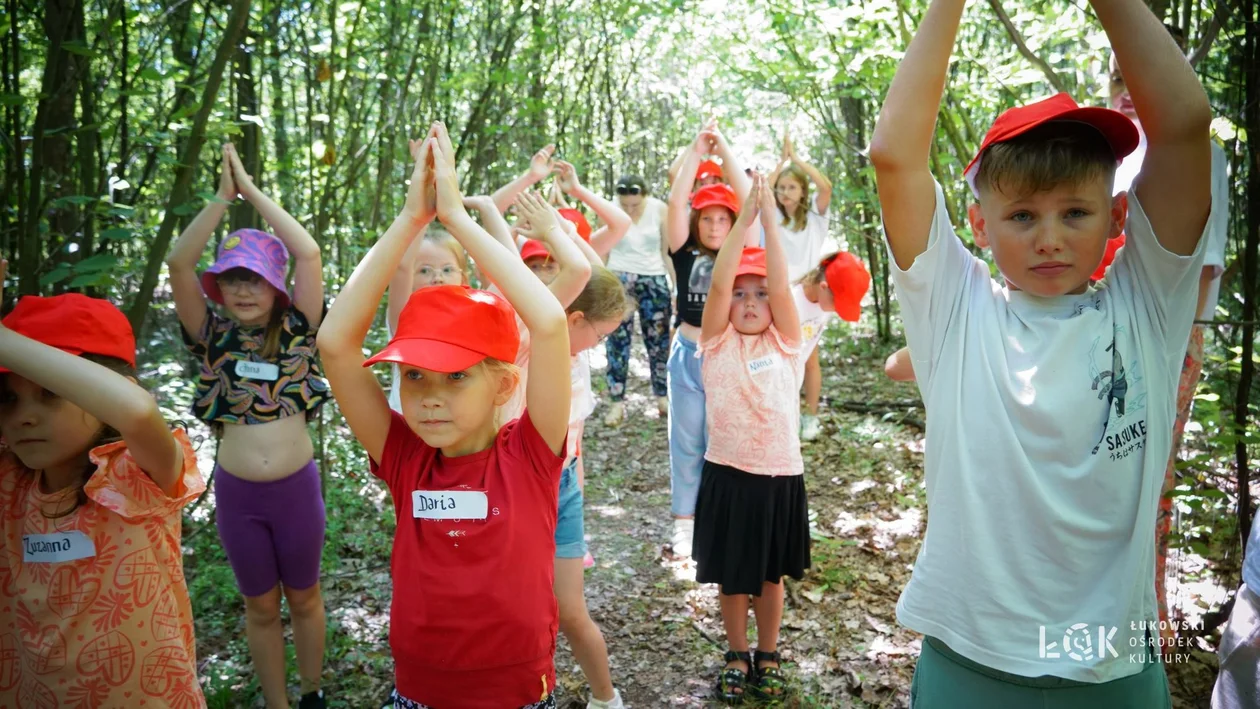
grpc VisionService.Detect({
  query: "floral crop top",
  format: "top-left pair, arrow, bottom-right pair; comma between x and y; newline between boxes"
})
181,305 -> 330,425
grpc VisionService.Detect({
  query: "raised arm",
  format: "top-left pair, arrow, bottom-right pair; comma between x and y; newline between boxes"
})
165,144 -> 233,337
1094,0 -> 1212,255
0,259 -> 182,493
555,160 -> 632,257
760,174 -> 800,345
514,193 -> 592,309
463,195 -> 516,253
432,125 -> 570,453
667,131 -> 710,253
868,0 -> 966,270
884,346 -> 917,382
700,184 -> 760,344
386,234 -> 422,335
785,132 -> 833,214
666,144 -> 689,187
710,127 -> 752,203
227,144 -> 324,326
491,144 -> 555,214
317,139 -> 435,463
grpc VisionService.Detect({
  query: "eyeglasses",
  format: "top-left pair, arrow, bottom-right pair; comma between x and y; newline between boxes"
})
582,316 -> 610,345
615,185 -> 643,195
415,265 -> 462,284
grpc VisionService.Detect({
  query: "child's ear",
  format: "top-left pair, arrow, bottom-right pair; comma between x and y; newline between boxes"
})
492,369 -> 520,407
1109,192 -> 1128,240
566,311 -> 583,329
968,203 -> 990,249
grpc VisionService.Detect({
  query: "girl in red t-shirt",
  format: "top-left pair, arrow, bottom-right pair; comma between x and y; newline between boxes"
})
318,124 -> 571,709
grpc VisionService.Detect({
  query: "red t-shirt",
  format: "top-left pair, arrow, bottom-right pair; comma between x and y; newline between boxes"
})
370,410 -> 565,708
1091,233 -> 1126,281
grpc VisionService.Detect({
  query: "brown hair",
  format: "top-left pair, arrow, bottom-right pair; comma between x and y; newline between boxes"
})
567,265 -> 632,323
1,354 -> 135,519
420,224 -> 471,285
259,303 -> 286,360
775,165 -> 811,232
973,122 -> 1118,199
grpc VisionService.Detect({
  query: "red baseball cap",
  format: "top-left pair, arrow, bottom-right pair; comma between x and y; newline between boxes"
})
519,239 -> 551,263
964,93 -> 1140,197
0,294 -> 137,372
1091,233 -> 1126,281
364,285 -> 519,373
821,252 -> 870,323
735,248 -> 767,278
696,160 -> 723,183
691,184 -> 740,215
556,208 -> 592,242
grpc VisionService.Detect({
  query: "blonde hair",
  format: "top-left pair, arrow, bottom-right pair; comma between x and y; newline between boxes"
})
775,165 -> 811,232
419,224 -> 470,285
974,122 -> 1117,199
567,265 -> 632,323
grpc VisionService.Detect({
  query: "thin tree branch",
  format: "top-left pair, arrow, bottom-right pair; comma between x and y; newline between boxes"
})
986,0 -> 1069,94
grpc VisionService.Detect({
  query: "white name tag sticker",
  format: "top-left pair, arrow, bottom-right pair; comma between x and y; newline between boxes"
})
23,532 -> 96,563
235,360 -> 280,381
412,490 -> 489,520
747,354 -> 781,375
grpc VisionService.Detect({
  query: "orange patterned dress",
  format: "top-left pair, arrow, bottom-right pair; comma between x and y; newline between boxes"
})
0,430 -> 205,708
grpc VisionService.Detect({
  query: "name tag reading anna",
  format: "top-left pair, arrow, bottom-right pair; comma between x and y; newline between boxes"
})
747,354 -> 781,375
236,360 -> 280,381
412,490 -> 489,520
23,531 -> 97,563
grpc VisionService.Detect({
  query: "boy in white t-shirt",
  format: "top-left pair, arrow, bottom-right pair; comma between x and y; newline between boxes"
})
870,0 -> 1212,704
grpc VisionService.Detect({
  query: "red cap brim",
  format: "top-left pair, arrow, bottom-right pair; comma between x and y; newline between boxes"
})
364,338 -> 489,373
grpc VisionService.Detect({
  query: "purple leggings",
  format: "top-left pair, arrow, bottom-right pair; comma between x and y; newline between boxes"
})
215,459 -> 326,597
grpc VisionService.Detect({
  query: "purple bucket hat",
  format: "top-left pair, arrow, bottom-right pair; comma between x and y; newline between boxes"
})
201,229 -> 291,307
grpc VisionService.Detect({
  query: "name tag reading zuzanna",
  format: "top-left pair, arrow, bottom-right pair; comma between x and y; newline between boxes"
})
235,360 -> 281,382
23,531 -> 97,563
412,490 -> 489,520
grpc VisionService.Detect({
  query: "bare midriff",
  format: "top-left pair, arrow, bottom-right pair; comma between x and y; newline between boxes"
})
215,414 -> 315,481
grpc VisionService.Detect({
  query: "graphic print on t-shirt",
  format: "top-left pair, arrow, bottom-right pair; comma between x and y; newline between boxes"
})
688,253 -> 714,307
1089,325 -> 1147,458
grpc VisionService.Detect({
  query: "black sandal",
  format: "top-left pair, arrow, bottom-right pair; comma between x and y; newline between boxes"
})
752,649 -> 789,699
715,650 -> 754,704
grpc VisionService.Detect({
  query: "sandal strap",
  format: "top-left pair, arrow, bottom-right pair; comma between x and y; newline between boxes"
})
754,649 -> 781,664
724,650 -> 752,664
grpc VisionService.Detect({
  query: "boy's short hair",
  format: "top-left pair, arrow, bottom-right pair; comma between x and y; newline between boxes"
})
973,122 -> 1119,199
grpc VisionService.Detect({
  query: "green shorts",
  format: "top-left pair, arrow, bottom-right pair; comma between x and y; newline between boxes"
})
910,636 -> 1171,709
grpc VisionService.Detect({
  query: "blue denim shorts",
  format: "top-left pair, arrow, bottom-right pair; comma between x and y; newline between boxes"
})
554,457 -> 586,558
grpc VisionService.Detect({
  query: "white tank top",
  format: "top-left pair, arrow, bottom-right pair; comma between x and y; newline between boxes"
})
606,197 -> 667,276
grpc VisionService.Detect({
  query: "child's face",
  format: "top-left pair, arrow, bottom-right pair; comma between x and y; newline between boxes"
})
0,374 -> 102,480
567,312 -> 621,355
526,256 -> 560,284
697,175 -> 723,188
729,274 -> 772,335
802,280 -> 823,306
697,206 -> 734,251
970,175 -> 1124,297
397,362 -> 516,451
817,282 -> 837,312
413,241 -> 464,290
1108,55 -> 1137,121
774,175 -> 806,213
217,269 -> 279,326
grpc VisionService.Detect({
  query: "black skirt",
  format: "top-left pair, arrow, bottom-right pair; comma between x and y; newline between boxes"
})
693,461 -> 811,595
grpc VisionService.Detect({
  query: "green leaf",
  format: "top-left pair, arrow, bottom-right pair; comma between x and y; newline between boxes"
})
0,93 -> 21,106
74,253 -> 117,273
171,102 -> 202,121
100,227 -> 134,241
195,191 -> 233,205
61,41 -> 95,57
139,67 -> 164,82
69,272 -> 106,288
39,265 -> 73,287
50,195 -> 96,208
172,201 -> 199,216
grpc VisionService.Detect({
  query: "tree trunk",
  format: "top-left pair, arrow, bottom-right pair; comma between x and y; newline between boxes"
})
126,0 -> 253,337
232,30 -> 260,231
1234,0 -> 1257,553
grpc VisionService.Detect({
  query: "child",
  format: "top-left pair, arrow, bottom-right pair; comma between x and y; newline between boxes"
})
166,144 -> 330,709
0,263 -> 206,708
794,251 -> 871,407
692,174 -> 810,703
317,123 -> 571,709
600,174 -> 673,427
769,130 -> 836,441
1211,518 -> 1259,708
870,0 -> 1212,704
664,123 -> 755,558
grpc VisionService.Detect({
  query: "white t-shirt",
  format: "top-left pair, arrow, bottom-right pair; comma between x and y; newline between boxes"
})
606,197 -> 668,276
889,180 -> 1208,683
776,196 -> 830,282
1114,135 -> 1229,319
792,284 -> 834,385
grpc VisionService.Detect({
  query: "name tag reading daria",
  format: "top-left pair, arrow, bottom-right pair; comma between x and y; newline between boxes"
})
412,490 -> 489,520
235,360 -> 280,381
23,531 -> 97,563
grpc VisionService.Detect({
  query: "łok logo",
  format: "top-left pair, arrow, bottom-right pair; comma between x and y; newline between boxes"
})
1040,624 -> 1119,662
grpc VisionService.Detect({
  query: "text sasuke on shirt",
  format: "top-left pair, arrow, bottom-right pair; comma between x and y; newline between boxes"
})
369,410 -> 565,709
889,180 -> 1208,682
0,431 -> 206,707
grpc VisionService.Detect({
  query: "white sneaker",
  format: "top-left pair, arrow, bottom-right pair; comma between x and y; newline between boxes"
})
587,689 -> 624,709
656,396 -> 669,417
671,518 -> 694,558
603,402 -> 624,427
801,414 -> 821,442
